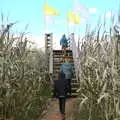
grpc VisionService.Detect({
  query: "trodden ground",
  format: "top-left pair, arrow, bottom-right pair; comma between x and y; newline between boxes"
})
40,98 -> 77,120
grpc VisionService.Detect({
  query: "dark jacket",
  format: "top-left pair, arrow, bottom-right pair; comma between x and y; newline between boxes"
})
54,72 -> 68,98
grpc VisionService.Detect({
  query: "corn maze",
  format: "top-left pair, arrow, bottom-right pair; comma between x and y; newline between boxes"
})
75,24 -> 120,120
0,23 -> 51,120
0,19 -> 120,120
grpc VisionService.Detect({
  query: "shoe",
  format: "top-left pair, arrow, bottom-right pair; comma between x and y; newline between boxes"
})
61,113 -> 65,120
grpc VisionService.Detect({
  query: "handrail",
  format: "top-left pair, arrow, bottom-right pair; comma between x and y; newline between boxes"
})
69,33 -> 79,81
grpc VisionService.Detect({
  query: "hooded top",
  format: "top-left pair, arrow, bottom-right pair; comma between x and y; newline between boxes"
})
54,72 -> 68,98
58,71 -> 65,80
60,35 -> 68,46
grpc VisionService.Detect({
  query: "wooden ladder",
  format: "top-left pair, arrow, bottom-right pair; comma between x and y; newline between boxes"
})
53,50 -> 78,97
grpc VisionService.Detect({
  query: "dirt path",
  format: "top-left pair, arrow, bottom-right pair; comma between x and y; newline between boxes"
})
40,98 -> 77,120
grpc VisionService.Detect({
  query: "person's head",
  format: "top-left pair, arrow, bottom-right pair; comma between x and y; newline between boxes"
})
62,34 -> 66,38
64,56 -> 71,62
58,71 -> 65,80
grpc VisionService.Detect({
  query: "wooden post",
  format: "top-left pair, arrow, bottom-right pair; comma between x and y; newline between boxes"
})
45,33 -> 53,74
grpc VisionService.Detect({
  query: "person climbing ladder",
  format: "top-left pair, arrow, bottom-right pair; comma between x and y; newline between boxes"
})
60,57 -> 74,97
60,34 -> 69,57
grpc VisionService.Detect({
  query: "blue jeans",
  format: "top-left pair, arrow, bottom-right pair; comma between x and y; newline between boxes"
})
66,79 -> 71,95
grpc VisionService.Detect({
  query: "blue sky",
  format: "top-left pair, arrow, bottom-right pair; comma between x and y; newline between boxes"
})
0,0 -> 119,48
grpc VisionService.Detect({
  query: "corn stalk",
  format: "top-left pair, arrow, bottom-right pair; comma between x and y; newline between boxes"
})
0,22 -> 51,120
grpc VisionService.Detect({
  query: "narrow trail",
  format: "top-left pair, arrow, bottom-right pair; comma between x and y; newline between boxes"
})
40,98 -> 77,120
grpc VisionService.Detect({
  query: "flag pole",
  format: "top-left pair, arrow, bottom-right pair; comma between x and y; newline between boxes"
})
67,11 -> 69,35
74,24 -> 76,35
44,0 -> 47,33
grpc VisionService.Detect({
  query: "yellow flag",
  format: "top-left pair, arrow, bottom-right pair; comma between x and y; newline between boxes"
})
68,11 -> 75,23
67,11 -> 80,24
44,3 -> 60,15
75,13 -> 80,24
